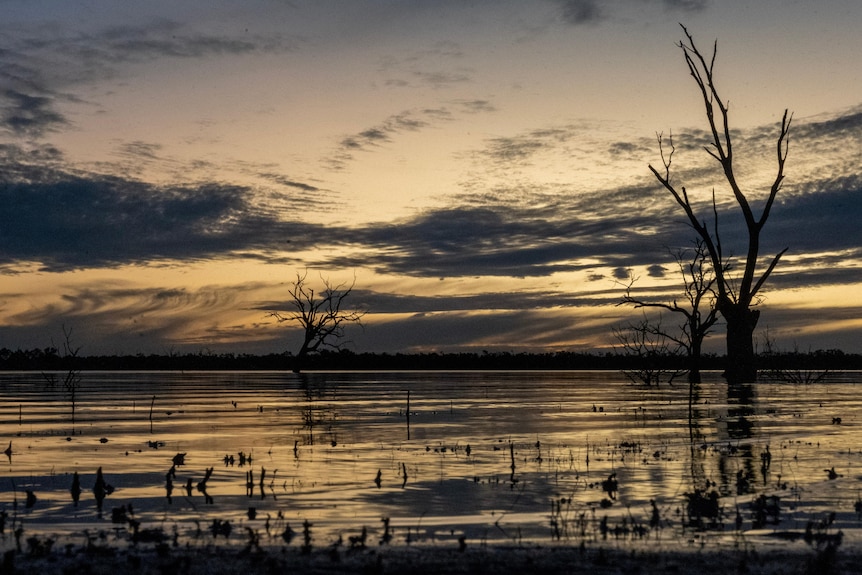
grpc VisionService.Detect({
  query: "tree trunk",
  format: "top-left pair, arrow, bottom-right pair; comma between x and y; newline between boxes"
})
687,314 -> 704,384
293,340 -> 311,373
688,338 -> 702,384
721,303 -> 760,384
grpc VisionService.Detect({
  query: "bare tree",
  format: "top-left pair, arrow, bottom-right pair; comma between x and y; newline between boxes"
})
41,325 -> 82,430
649,24 -> 790,383
613,314 -> 687,386
270,271 -> 366,372
619,239 -> 720,383
758,328 -> 831,384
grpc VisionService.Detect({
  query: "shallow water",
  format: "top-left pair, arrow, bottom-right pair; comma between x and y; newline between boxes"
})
1,370 -> 861,551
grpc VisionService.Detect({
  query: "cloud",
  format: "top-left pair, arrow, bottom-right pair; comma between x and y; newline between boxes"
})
663,0 -> 709,11
551,0 -> 709,26
0,142 -> 66,178
646,264 -> 666,277
608,140 -> 649,159
0,89 -> 68,138
0,281 -> 269,354
555,0 -> 605,25
327,107 -> 458,169
256,288 -> 607,324
455,99 -> 497,114
256,172 -> 320,193
377,40 -> 470,90
0,18 -> 300,141
2,103 -> 859,290
612,267 -> 632,280
337,199 -> 674,278
39,19 -> 297,73
797,107 -> 862,140
0,278 -> 619,355
767,177 -> 862,258
0,163 -> 323,271
480,126 -> 575,165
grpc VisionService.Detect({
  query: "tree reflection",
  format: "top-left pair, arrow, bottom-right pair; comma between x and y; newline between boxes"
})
684,380 -> 767,529
294,372 -> 339,447
719,383 -> 757,497
687,381 -> 708,490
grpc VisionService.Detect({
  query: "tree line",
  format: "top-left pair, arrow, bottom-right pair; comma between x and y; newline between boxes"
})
2,347 -> 859,372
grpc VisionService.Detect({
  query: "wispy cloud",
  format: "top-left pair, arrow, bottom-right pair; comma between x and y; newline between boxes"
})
378,40 -> 471,89
555,0 -> 605,25
0,89 -> 68,138
327,107 -> 465,170
0,281 -> 269,353
481,126 -> 574,164
663,0 -> 710,11
550,0 -> 709,26
0,19 -> 300,140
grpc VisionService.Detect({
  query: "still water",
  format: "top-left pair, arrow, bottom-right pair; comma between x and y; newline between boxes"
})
1,370 -> 861,550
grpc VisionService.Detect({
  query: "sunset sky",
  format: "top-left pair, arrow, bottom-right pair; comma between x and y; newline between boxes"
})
1,0 -> 861,357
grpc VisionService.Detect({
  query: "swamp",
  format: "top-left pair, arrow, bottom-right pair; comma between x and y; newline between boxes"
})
2,370 -> 862,573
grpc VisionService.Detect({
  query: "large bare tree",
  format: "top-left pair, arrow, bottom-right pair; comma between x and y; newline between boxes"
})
270,271 -> 366,372
649,25 -> 790,383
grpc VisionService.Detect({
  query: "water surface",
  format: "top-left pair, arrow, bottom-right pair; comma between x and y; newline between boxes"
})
1,370 -> 860,551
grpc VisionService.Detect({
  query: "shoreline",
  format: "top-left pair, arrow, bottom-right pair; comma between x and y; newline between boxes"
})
3,540 -> 853,575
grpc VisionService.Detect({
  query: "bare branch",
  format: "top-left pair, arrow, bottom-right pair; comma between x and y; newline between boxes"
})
269,271 -> 367,371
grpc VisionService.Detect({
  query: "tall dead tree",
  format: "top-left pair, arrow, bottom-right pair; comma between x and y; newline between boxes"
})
620,239 -> 720,383
270,271 -> 366,372
649,25 -> 790,383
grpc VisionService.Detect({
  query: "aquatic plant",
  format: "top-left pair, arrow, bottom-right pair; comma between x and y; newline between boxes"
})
301,519 -> 313,555
92,467 -> 114,517
348,526 -> 367,550
683,487 -> 722,530
25,535 -> 54,558
379,517 -> 393,546
197,467 -> 214,504
804,513 -> 843,575
751,495 -> 781,528
70,472 -> 81,506
211,519 -> 231,539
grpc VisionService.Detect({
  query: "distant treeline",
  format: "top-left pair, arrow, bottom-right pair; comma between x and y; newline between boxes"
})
1,346 -> 861,372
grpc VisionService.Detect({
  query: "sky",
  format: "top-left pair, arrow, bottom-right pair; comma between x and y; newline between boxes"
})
1,0 -> 861,357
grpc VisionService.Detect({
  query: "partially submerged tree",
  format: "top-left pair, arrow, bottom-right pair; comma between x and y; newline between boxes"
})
619,239 -> 720,383
41,325 -> 82,430
613,314 -> 687,386
649,25 -> 790,383
758,328 -> 832,384
270,271 -> 366,372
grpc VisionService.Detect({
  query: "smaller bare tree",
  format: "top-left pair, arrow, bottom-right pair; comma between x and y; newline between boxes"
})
758,328 -> 831,384
270,271 -> 366,372
619,239 -> 720,383
613,314 -> 687,386
41,325 -> 82,430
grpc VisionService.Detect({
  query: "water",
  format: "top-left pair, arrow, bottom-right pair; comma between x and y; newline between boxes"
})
1,370 -> 860,551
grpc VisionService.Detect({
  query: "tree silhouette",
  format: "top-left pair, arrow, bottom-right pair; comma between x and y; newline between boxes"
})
270,271 -> 366,372
613,313 -> 687,386
649,24 -> 790,383
619,239 -> 720,383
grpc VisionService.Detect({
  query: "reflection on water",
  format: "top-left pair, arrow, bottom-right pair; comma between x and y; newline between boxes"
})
1,370 -> 861,550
